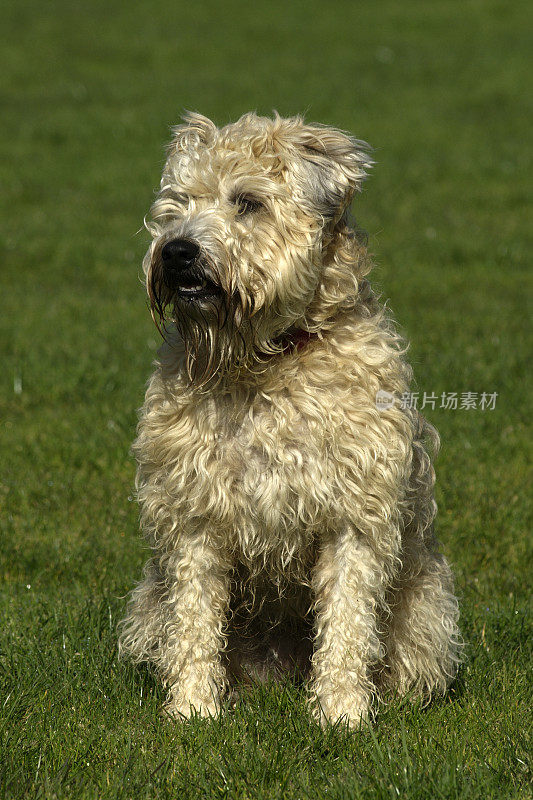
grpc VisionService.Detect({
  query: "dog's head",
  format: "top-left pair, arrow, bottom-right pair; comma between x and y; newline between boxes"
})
144,112 -> 372,383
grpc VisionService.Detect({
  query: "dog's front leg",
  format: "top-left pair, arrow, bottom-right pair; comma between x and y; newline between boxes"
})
160,529 -> 230,720
310,527 -> 387,728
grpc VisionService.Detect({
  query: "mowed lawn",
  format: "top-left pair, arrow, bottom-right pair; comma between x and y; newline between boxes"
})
1,0 -> 531,798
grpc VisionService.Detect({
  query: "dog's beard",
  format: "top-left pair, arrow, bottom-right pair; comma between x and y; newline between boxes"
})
173,299 -> 250,386
148,258 -> 254,386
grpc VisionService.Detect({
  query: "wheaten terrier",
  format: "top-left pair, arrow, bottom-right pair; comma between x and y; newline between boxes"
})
119,112 -> 461,727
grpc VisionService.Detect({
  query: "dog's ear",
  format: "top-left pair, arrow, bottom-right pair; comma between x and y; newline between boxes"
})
168,111 -> 217,153
280,118 -> 372,219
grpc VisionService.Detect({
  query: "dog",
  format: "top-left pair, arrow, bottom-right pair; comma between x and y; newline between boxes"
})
118,112 -> 461,728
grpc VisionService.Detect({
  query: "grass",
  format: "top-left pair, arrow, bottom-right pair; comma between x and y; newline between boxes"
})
1,0 -> 531,797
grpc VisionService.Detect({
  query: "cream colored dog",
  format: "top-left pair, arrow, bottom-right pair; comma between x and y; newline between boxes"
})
119,112 -> 461,727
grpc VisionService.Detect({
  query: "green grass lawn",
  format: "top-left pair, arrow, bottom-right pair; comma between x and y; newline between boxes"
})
1,0 -> 531,797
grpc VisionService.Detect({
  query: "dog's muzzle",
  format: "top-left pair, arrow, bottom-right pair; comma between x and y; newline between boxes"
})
161,238 -> 221,300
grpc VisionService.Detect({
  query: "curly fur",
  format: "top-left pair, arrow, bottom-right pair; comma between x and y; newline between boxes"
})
118,112 -> 461,727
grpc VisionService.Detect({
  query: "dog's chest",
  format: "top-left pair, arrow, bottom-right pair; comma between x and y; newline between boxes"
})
186,389 -> 331,535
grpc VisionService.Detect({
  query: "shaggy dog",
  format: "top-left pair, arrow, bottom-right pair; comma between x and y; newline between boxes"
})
118,112 -> 461,727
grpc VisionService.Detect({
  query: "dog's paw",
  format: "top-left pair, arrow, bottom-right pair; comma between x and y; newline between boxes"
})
163,695 -> 222,722
310,690 -> 372,730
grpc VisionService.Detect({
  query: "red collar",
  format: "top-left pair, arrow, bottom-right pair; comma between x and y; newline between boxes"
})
274,328 -> 317,354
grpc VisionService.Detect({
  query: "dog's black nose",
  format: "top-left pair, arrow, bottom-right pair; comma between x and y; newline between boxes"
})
161,239 -> 200,270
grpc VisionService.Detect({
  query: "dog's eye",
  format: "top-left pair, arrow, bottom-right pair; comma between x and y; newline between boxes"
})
235,195 -> 263,215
